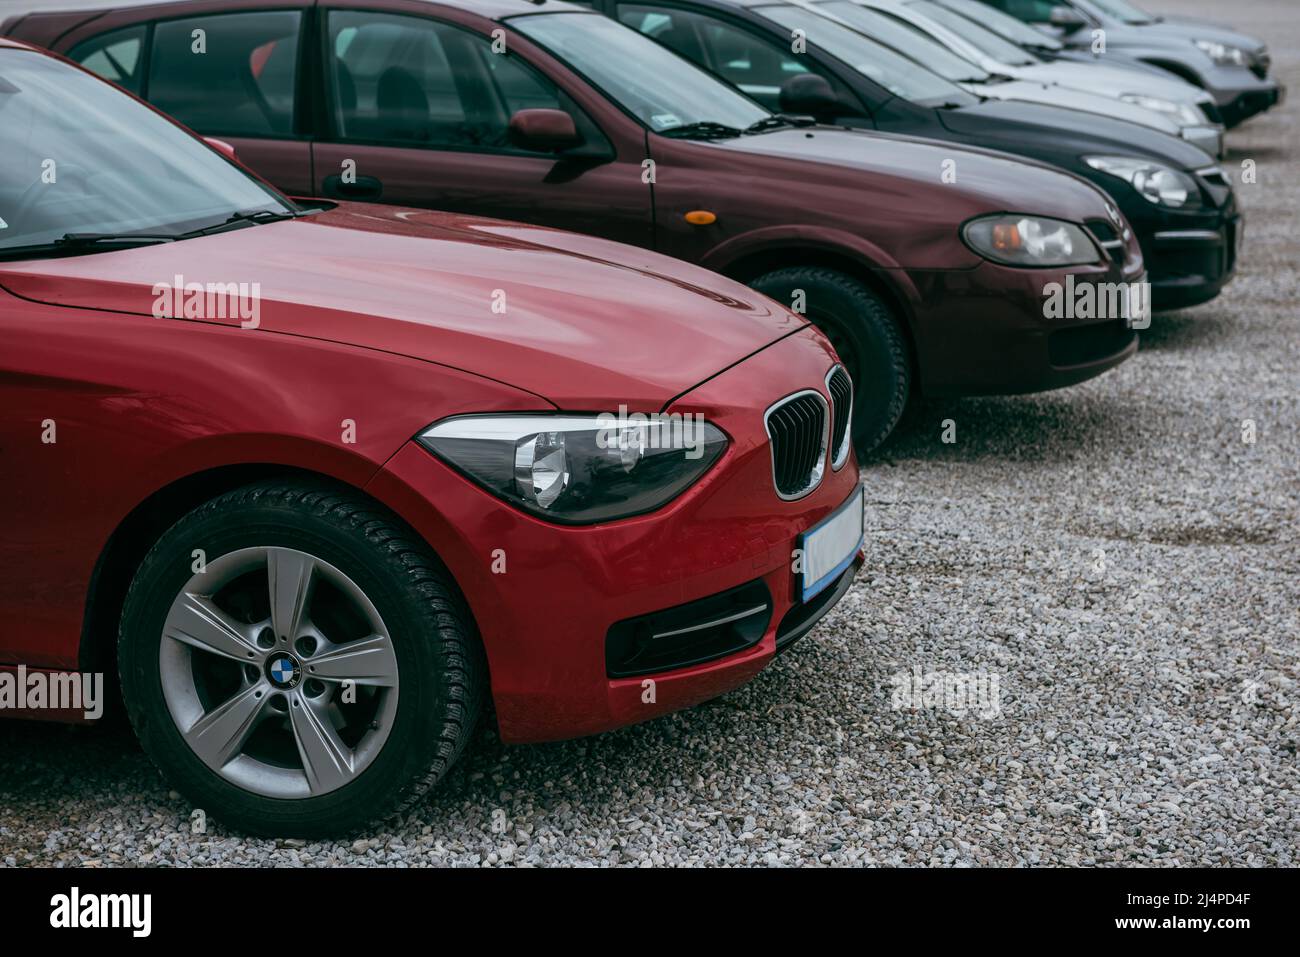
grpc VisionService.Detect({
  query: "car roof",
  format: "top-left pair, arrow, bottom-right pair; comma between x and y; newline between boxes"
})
1,0 -> 596,22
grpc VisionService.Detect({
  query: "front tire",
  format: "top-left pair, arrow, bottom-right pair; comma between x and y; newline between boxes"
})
751,267 -> 911,455
118,479 -> 484,837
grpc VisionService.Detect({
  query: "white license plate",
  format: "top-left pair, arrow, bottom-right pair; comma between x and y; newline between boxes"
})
799,484 -> 864,602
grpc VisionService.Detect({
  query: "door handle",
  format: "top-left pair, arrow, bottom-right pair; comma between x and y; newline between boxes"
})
322,174 -> 383,200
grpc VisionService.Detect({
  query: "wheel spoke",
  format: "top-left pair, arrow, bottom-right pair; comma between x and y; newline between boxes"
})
164,593 -> 260,664
306,634 -> 398,688
183,682 -> 271,768
267,548 -> 314,642
289,694 -> 355,794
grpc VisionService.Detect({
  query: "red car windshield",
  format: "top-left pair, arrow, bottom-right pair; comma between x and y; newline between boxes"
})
0,49 -> 291,253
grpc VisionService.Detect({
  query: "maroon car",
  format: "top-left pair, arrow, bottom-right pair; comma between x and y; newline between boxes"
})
5,0 -> 1146,450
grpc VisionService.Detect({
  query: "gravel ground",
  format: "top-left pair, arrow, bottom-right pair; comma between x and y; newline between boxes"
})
1,0 -> 1296,867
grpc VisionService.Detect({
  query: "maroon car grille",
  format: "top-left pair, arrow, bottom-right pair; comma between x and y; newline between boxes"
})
766,391 -> 827,499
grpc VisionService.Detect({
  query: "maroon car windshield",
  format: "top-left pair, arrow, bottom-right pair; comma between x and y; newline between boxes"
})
510,11 -> 769,134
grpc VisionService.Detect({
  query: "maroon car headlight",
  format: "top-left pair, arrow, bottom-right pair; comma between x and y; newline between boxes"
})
962,214 -> 1101,267
417,414 -> 727,524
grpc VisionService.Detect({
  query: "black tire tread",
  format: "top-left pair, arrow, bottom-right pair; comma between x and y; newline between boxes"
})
118,478 -> 485,835
751,266 -> 911,455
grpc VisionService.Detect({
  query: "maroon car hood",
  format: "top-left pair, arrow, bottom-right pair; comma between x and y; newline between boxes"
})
0,204 -> 805,409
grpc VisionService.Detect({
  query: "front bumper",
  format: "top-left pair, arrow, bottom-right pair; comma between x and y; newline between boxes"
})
366,326 -> 862,743
1205,71 -> 1285,127
1147,215 -> 1242,309
1083,169 -> 1240,311
907,240 -> 1144,398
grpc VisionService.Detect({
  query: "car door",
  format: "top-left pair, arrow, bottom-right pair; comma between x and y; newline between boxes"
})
66,10 -> 314,196
311,7 -> 653,247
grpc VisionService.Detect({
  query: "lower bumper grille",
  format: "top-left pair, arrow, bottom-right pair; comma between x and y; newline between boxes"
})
1048,323 -> 1137,368
605,580 -> 772,678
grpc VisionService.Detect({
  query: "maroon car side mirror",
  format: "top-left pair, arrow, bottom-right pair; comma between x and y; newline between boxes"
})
508,109 -> 582,153
203,136 -> 238,161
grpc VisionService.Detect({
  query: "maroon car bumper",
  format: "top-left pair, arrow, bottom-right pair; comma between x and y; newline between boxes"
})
906,257 -> 1144,398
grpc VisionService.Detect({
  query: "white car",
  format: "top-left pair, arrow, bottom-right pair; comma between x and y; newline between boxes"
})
849,0 -> 1225,157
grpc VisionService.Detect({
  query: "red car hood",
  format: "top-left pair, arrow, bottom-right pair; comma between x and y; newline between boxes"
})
0,204 -> 805,409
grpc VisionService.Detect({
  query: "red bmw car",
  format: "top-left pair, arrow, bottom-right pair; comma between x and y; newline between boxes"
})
0,40 -> 866,834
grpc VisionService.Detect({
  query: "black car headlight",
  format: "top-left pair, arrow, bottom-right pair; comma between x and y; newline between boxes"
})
1083,156 -> 1202,209
962,214 -> 1100,267
418,413 -> 727,524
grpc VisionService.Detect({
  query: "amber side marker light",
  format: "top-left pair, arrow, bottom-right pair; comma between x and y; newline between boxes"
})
684,210 -> 717,226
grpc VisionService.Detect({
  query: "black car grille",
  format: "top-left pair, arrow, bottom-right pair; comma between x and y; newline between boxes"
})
826,366 -> 853,467
1251,49 -> 1270,79
1199,100 -> 1224,124
766,391 -> 827,498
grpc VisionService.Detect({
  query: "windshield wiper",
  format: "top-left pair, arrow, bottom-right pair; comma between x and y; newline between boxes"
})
181,208 -> 300,238
0,232 -> 176,261
660,121 -> 744,140
743,115 -> 815,134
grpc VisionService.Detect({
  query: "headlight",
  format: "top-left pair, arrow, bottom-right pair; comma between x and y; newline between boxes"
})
1194,39 -> 1249,66
961,214 -> 1099,267
1083,155 -> 1201,208
418,413 -> 728,524
1119,93 -> 1204,128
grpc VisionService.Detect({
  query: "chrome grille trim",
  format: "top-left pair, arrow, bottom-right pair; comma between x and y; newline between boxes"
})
825,364 -> 853,471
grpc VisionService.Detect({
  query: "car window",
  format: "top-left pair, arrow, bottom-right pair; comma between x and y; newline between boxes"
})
619,4 -> 809,111
813,1 -> 991,83
759,4 -> 973,106
326,10 -> 565,150
991,0 -> 1061,21
512,11 -> 770,133
148,12 -> 301,137
904,1 -> 1038,65
936,0 -> 1061,48
68,25 -> 147,96
0,49 -> 290,253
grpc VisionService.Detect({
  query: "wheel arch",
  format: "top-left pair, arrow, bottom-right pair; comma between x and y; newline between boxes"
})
78,463 -> 483,693
1138,57 -> 1208,89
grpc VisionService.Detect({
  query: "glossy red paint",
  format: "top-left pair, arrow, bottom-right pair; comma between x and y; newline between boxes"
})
0,45 -> 858,742
369,326 -> 860,742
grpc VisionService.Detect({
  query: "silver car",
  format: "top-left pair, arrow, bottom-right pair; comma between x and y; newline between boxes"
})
978,0 -> 1284,128
851,0 -> 1225,157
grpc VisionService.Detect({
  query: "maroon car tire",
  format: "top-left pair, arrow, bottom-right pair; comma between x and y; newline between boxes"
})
751,267 -> 911,455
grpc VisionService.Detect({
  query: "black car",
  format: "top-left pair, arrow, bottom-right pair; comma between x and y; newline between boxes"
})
586,0 -> 1240,309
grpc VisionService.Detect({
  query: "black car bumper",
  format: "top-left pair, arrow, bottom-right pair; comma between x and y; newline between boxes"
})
1146,216 -> 1242,310
1220,82 -> 1286,128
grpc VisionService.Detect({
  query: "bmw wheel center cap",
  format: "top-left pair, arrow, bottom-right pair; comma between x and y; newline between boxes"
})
267,653 -> 302,689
